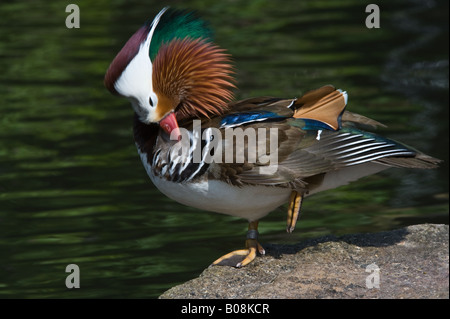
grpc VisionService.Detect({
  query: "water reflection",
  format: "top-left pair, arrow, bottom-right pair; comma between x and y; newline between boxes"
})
0,0 -> 448,298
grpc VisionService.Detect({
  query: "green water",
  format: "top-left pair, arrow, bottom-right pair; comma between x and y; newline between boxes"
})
0,0 -> 448,298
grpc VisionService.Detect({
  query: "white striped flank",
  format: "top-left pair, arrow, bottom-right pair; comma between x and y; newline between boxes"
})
306,131 -> 415,167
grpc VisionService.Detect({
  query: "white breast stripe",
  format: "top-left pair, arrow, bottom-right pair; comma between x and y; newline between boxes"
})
179,134 -> 194,173
186,130 -> 206,182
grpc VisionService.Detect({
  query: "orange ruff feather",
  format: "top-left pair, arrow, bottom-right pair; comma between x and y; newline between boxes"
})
293,85 -> 347,130
153,38 -> 235,120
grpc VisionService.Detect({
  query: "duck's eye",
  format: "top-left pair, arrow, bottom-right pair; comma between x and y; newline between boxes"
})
149,97 -> 154,107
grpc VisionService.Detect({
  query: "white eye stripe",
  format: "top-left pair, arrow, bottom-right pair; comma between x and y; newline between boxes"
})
145,7 -> 169,52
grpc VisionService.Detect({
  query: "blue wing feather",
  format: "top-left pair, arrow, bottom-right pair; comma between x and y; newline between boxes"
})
220,111 -> 338,131
297,119 -> 335,131
220,111 -> 286,128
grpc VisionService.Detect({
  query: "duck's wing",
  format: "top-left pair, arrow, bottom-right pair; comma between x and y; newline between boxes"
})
212,86 -> 440,192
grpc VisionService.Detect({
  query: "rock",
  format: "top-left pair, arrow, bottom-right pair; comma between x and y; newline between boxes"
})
159,224 -> 449,299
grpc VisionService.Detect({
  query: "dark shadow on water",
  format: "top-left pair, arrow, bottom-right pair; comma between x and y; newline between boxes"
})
264,227 -> 410,259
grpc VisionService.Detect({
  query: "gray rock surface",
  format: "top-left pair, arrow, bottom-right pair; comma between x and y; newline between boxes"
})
159,224 -> 449,299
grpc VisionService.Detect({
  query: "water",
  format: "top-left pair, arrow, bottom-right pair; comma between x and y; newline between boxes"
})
0,0 -> 448,298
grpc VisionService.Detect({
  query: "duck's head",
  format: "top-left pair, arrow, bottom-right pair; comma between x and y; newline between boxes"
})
104,7 -> 235,137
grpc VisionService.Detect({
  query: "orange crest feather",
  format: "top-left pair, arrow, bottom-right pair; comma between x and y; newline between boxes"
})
153,38 -> 235,120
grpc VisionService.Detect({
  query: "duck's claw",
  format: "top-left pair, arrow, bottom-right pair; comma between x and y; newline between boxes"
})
211,221 -> 264,268
212,239 -> 265,267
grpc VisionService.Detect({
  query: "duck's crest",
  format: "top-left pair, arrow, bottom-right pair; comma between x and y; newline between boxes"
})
149,7 -> 213,61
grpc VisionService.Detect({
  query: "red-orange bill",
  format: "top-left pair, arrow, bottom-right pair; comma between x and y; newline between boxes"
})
160,112 -> 181,140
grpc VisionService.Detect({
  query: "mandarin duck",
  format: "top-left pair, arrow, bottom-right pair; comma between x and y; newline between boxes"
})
104,7 -> 441,267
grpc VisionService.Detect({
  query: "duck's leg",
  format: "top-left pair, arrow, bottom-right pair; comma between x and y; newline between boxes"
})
212,221 -> 264,268
287,191 -> 303,233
